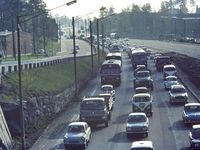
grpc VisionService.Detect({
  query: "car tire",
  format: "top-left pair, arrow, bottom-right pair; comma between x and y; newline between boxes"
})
64,145 -> 68,150
108,113 -> 111,121
105,121 -> 108,127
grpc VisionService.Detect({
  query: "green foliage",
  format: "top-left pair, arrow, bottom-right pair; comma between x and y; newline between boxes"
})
7,54 -> 103,98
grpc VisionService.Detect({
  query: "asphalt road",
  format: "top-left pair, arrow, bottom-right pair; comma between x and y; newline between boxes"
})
30,51 -> 198,150
129,39 -> 200,59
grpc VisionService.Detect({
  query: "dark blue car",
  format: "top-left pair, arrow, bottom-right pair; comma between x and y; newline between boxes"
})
182,103 -> 200,125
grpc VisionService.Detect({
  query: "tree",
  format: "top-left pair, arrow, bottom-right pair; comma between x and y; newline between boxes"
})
132,4 -> 141,12
141,3 -> 152,13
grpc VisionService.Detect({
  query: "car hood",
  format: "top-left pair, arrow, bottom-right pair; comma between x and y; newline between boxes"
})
126,122 -> 148,128
136,77 -> 151,81
187,112 -> 200,116
64,132 -> 85,138
164,81 -> 178,85
170,93 -> 187,97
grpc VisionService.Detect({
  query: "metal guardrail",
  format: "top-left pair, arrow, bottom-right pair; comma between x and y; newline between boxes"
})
0,105 -> 13,150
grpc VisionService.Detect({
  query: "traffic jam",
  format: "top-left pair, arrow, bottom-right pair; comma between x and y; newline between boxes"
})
63,38 -> 200,150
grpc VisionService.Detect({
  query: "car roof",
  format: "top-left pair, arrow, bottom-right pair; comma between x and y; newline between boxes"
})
165,76 -> 177,79
99,93 -> 112,96
101,85 -> 113,88
163,64 -> 176,68
130,141 -> 153,149
136,70 -> 150,73
185,103 -> 200,107
107,52 -> 121,56
128,112 -> 146,117
171,84 -> 185,89
135,87 -> 148,90
69,121 -> 87,126
133,93 -> 151,98
192,124 -> 200,129
83,97 -> 105,101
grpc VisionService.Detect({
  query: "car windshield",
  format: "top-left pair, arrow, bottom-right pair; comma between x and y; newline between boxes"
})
134,96 -> 150,102
81,100 -> 105,110
171,87 -> 185,93
137,72 -> 149,78
101,87 -> 112,92
192,128 -> 200,138
68,125 -> 84,133
185,105 -> 200,112
164,67 -> 176,71
166,77 -> 177,81
128,115 -> 146,123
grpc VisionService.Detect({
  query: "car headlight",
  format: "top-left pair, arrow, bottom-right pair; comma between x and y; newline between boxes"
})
126,127 -> 132,131
142,127 -> 148,131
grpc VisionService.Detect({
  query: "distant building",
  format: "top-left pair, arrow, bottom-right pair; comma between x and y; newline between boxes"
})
0,30 -> 32,57
196,5 -> 200,14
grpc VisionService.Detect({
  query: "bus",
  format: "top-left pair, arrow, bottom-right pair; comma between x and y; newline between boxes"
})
110,33 -> 120,39
131,48 -> 147,69
100,59 -> 122,86
106,52 -> 122,62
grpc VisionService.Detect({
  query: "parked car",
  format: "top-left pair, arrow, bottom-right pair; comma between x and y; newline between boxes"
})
189,124 -> 200,149
163,64 -> 176,79
182,103 -> 200,125
164,76 -> 179,90
100,85 -> 115,100
132,93 -> 153,116
63,122 -> 91,149
169,84 -> 188,104
134,71 -> 154,91
126,112 -> 149,138
130,141 -> 154,150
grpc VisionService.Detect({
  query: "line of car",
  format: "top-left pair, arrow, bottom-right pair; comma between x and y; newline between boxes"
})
153,52 -> 200,149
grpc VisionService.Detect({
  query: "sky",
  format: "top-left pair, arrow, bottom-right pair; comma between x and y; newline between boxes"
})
43,0 -> 200,18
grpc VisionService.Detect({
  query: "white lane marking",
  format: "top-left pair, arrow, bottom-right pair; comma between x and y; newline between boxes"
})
70,114 -> 79,122
91,84 -> 99,96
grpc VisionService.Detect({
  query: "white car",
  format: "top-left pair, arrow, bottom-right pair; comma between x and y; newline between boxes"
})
169,84 -> 188,104
164,76 -> 179,90
126,112 -> 149,138
63,122 -> 91,149
163,64 -> 177,79
100,85 -> 115,100
130,141 -> 154,150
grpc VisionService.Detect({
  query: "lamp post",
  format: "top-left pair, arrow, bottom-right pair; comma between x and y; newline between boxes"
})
90,21 -> 94,74
16,1 -> 77,149
96,19 -> 100,65
72,16 -> 78,97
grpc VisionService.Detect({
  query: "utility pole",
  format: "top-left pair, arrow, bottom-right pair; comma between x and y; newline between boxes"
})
72,17 -> 77,97
17,15 -> 25,150
97,19 -> 100,65
90,21 -> 93,74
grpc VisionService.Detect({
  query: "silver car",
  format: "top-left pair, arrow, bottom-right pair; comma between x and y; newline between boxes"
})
164,76 -> 178,90
130,141 -> 154,150
169,84 -> 188,104
63,122 -> 91,149
126,112 -> 149,138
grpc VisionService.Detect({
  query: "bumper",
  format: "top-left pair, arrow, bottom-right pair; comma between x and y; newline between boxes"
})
80,116 -> 107,124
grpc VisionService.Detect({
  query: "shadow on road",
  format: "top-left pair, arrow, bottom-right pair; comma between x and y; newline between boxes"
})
48,122 -> 68,139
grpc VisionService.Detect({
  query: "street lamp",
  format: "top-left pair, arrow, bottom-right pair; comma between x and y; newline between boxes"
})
72,16 -> 78,98
16,1 -> 76,149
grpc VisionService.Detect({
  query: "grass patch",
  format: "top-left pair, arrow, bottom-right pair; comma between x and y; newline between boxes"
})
7,54 -> 104,98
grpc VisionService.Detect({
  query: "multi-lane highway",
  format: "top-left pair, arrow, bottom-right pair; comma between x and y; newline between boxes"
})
129,39 -> 200,59
30,51 -> 198,150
